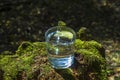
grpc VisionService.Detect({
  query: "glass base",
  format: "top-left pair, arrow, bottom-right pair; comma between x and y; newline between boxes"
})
49,55 -> 74,69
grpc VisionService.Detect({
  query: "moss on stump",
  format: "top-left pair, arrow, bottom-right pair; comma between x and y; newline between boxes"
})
0,39 -> 107,80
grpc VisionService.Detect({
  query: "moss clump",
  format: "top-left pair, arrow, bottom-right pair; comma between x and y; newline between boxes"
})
0,41 -> 47,80
75,39 -> 106,80
75,39 -> 105,57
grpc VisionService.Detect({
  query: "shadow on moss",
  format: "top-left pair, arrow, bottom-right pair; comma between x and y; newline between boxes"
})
55,68 -> 76,80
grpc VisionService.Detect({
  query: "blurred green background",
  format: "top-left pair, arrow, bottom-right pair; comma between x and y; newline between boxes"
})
0,0 -> 120,52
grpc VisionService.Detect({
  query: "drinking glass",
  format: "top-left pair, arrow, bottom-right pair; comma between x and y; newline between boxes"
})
45,26 -> 76,69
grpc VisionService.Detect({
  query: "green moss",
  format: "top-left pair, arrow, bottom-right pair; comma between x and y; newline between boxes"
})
0,40 -> 106,80
75,39 -> 102,50
40,64 -> 52,75
33,42 -> 47,56
75,39 -> 106,80
0,41 -> 46,80
0,55 -> 19,80
75,39 -> 105,65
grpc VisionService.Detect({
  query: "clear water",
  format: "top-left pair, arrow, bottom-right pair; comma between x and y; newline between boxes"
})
48,54 -> 74,69
46,31 -> 75,69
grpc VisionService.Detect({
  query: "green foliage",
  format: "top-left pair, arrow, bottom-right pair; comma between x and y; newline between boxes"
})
58,21 -> 66,26
77,27 -> 92,41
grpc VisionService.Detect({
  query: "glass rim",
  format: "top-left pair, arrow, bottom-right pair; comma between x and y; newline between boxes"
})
45,26 -> 76,38
45,26 -> 76,40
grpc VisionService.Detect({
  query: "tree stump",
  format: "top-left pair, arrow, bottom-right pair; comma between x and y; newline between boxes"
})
0,39 -> 106,80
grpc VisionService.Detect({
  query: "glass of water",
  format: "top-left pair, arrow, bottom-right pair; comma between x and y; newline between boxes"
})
45,26 -> 76,69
